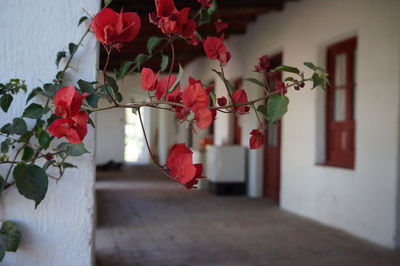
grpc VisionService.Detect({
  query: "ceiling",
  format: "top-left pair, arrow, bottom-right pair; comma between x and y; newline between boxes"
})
100,0 -> 298,72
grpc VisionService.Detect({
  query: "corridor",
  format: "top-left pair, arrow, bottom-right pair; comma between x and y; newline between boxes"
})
95,165 -> 400,266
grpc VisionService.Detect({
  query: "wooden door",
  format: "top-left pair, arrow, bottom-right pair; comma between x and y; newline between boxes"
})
263,53 -> 282,202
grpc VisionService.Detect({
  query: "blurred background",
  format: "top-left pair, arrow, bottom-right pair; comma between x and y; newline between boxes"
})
95,0 -> 400,265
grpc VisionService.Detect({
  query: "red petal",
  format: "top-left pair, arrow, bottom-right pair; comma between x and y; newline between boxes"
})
118,12 -> 141,42
155,0 -> 177,17
141,68 -> 158,91
203,36 -> 230,67
249,129 -> 265,149
91,8 -> 120,44
195,108 -> 213,129
232,89 -> 249,114
54,86 -> 76,118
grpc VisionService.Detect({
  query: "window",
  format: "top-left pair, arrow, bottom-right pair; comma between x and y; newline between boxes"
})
325,37 -> 357,169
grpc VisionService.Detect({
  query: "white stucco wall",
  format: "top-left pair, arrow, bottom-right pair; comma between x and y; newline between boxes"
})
0,0 -> 99,265
185,0 -> 400,248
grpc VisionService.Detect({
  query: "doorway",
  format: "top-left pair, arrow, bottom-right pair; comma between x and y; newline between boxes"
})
263,53 -> 283,202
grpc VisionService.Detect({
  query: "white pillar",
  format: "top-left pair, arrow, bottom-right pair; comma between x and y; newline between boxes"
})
0,1 -> 99,265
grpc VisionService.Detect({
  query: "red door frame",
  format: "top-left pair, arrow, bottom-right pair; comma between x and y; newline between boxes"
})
263,53 -> 283,202
325,37 -> 356,169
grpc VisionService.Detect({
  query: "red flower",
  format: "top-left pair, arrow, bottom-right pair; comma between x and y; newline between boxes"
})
215,19 -> 228,33
249,129 -> 265,150
183,77 -> 209,113
54,86 -> 88,118
91,8 -> 141,46
48,111 -> 89,144
49,86 -> 89,144
155,0 -> 177,17
217,96 -> 227,106
182,78 -> 214,129
232,89 -> 250,114
154,0 -> 197,38
203,36 -> 231,67
276,81 -> 288,95
194,108 -> 213,129
254,55 -> 270,72
166,143 -> 204,189
141,68 -> 159,91
155,75 -> 181,100
198,0 -> 212,8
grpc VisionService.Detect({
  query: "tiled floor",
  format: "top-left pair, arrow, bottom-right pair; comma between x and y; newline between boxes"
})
95,165 -> 400,266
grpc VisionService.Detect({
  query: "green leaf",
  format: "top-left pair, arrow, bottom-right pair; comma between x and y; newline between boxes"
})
85,94 -> 101,108
168,64 -> 183,94
62,162 -> 77,169
134,53 -> 150,70
12,118 -> 27,135
258,95 -> 289,124
57,142 -> 89,157
0,243 -> 5,262
105,75 -> 122,102
69,43 -> 78,56
55,51 -> 66,68
0,175 -> 4,197
22,146 -> 35,161
273,65 -> 300,75
304,62 -> 325,72
198,9 -> 211,26
209,91 -> 217,106
23,103 -> 46,119
0,94 -> 13,112
78,16 -> 88,26
77,79 -> 94,94
245,77 -> 264,87
207,0 -> 218,15
311,72 -> 328,90
104,0 -> 113,7
13,163 -> 48,208
303,62 -> 317,71
147,36 -> 162,55
87,117 -> 96,128
116,61 -> 134,80
38,131 -> 51,150
26,87 -> 42,103
0,221 -> 21,252
1,124 -> 13,135
160,54 -> 169,72
1,139 -> 11,154
284,77 -> 295,82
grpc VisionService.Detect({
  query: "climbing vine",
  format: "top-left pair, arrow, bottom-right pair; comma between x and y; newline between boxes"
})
0,0 -> 328,261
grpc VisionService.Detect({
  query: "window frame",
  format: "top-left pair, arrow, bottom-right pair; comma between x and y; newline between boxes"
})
325,37 -> 357,169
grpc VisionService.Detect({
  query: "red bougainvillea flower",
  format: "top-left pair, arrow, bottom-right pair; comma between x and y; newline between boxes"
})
203,36 -> 231,67
183,77 -> 209,112
49,86 -> 89,144
249,129 -> 265,150
48,111 -> 89,144
215,19 -> 228,33
155,0 -> 177,17
154,0 -> 197,38
276,81 -> 288,95
91,8 -> 141,46
54,86 -> 88,118
141,68 -> 159,91
254,55 -> 271,72
198,0 -> 212,8
182,77 -> 213,129
155,75 -> 181,100
232,89 -> 250,114
217,96 -> 227,106
166,143 -> 204,189
194,107 -> 213,129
